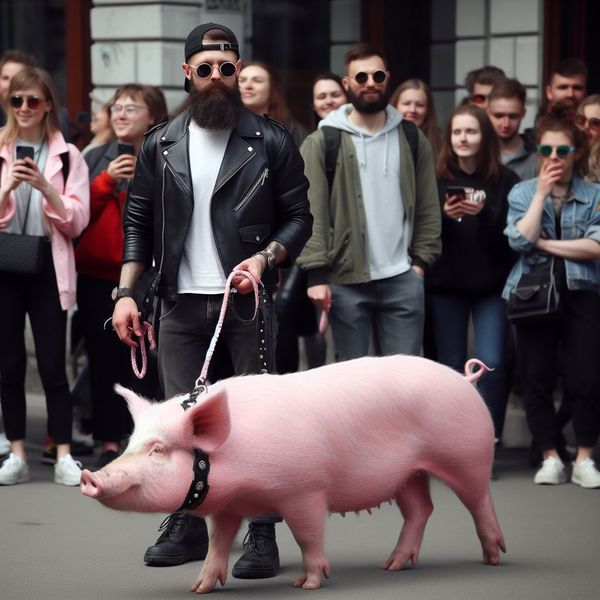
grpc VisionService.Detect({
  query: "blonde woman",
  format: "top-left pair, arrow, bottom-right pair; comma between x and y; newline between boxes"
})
0,67 -> 90,485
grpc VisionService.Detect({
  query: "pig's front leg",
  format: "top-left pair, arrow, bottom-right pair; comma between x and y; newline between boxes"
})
191,513 -> 242,594
281,496 -> 330,590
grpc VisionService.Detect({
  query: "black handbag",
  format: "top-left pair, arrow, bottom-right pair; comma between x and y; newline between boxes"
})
507,256 -> 560,324
0,231 -> 49,274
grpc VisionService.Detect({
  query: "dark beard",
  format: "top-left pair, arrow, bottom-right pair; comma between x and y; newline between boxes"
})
189,81 -> 244,129
346,85 -> 391,114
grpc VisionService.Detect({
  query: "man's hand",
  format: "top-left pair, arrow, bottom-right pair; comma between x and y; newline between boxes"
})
307,284 -> 332,312
112,297 -> 142,348
231,254 -> 265,294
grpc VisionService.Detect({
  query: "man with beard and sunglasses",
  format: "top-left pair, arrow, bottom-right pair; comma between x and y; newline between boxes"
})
298,43 -> 440,361
111,23 -> 311,579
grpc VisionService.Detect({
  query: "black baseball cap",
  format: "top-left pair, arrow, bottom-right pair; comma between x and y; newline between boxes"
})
183,22 -> 240,92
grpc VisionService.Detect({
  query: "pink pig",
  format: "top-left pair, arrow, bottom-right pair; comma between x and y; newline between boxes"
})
81,355 -> 505,594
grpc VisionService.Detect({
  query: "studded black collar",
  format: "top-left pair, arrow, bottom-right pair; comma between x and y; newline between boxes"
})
177,385 -> 210,511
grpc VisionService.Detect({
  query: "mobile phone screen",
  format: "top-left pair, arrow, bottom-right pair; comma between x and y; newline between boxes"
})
446,186 -> 466,198
117,143 -> 135,156
16,145 -> 35,161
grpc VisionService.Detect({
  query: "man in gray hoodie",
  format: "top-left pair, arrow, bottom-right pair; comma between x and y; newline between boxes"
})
298,43 -> 441,361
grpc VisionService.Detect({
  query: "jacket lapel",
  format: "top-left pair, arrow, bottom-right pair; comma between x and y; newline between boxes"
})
160,112 -> 193,201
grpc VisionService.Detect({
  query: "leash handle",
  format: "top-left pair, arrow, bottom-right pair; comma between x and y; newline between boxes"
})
131,321 -> 157,379
194,269 -> 260,388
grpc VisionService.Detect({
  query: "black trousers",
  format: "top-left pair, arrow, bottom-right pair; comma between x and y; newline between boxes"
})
514,289 -> 600,451
76,274 -> 160,443
0,255 -> 73,443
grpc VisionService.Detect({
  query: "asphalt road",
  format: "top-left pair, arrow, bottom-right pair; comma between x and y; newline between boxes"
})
1,394 -> 599,600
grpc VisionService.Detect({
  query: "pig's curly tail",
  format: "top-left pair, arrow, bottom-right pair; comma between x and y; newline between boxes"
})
463,359 -> 494,384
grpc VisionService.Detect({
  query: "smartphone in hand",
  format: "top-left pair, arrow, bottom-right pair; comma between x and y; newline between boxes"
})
117,142 -> 135,156
446,186 -> 466,199
16,145 -> 35,161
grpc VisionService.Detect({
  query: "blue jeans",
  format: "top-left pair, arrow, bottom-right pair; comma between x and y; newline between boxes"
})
429,292 -> 508,440
330,269 -> 424,361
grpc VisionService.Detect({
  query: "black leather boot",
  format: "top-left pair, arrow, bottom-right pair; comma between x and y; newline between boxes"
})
144,513 -> 208,566
231,522 -> 280,579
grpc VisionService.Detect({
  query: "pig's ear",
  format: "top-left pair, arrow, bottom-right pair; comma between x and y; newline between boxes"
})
184,388 -> 231,452
114,384 -> 152,421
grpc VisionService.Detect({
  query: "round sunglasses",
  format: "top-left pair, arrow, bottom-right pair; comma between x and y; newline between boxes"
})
10,95 -> 45,110
536,144 -> 576,158
185,61 -> 237,79
352,70 -> 387,85
575,114 -> 600,132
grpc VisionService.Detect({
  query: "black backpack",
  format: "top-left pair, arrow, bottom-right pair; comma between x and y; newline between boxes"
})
321,119 -> 419,193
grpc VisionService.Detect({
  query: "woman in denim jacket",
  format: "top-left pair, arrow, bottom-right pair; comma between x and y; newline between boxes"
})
503,105 -> 600,488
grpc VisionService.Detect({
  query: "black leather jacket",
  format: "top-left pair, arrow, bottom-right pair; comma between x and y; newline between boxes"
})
122,108 -> 312,301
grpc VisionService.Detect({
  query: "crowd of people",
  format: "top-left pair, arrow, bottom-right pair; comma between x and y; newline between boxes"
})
0,20 -> 599,582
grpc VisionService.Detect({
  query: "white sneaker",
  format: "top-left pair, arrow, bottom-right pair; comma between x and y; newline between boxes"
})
571,458 -> 600,489
534,456 -> 567,485
0,432 -> 10,456
0,453 -> 30,485
54,453 -> 83,486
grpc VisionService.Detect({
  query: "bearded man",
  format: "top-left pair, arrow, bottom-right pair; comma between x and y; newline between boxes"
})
111,22 -> 311,580
298,42 -> 441,361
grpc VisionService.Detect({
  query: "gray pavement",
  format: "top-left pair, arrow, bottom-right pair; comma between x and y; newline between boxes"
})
1,392 -> 599,600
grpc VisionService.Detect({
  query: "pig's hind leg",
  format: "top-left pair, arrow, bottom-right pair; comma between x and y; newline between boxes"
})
437,465 -> 506,566
280,495 -> 330,590
384,471 -> 433,571
191,513 -> 242,594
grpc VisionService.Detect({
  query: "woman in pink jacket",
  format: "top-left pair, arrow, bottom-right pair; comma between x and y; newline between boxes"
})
0,67 -> 89,486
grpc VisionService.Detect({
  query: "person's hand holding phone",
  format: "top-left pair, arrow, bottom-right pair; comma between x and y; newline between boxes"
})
107,143 -> 137,182
10,145 -> 49,194
443,187 -> 468,220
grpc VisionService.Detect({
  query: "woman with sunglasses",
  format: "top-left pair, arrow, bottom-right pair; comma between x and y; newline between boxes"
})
390,79 -> 440,159
75,84 -> 166,470
0,67 -> 90,485
427,104 -> 520,455
576,95 -> 600,182
503,104 -> 600,488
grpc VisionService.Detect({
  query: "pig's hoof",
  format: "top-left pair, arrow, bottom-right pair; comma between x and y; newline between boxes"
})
293,565 -> 330,590
383,551 -> 415,571
191,569 -> 226,594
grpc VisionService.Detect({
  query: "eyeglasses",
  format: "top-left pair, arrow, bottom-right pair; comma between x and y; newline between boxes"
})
352,70 -> 387,85
10,95 -> 45,110
185,62 -> 237,79
575,114 -> 600,132
470,94 -> 488,105
110,104 -> 146,117
536,144 -> 576,158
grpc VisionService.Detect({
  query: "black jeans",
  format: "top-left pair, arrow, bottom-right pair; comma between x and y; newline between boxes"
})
158,292 -> 268,397
0,255 -> 73,443
76,274 -> 161,443
514,289 -> 600,451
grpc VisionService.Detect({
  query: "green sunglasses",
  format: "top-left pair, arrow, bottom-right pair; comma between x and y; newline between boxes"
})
536,144 -> 576,158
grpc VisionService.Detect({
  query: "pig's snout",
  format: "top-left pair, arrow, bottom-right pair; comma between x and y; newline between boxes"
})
81,469 -> 104,499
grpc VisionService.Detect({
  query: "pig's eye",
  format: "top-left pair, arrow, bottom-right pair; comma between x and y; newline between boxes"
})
150,445 -> 165,456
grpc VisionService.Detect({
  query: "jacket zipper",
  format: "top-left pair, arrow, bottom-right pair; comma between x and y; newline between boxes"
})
212,150 -> 256,196
233,167 -> 269,213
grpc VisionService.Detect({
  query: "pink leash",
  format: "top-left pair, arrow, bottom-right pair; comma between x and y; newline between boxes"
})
131,270 -> 260,382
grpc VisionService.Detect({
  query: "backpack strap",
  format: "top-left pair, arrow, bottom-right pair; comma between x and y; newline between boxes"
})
401,119 -> 419,169
321,125 -> 341,195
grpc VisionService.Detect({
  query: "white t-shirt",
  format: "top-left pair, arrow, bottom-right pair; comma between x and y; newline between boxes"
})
177,122 -> 231,294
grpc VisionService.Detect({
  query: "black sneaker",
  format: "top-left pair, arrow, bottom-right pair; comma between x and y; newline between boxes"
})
231,522 -> 280,579
92,450 -> 119,471
144,513 -> 208,566
41,441 -> 94,465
